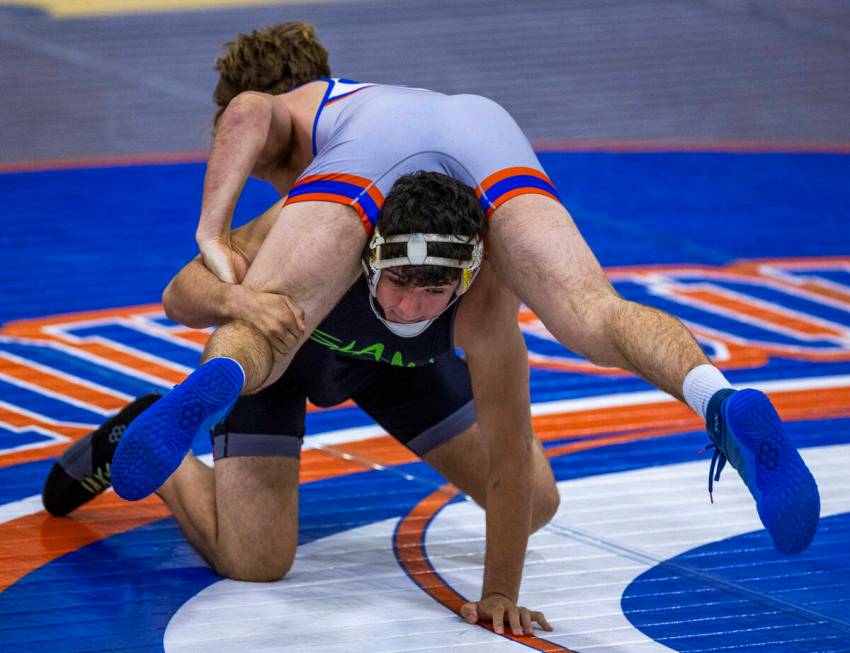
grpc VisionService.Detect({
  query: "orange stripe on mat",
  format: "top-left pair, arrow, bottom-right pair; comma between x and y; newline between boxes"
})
2,306 -> 189,385
287,385 -> 850,472
0,355 -> 128,411
534,386 -> 850,443
0,447 -> 377,592
678,288 -> 845,337
0,443 -> 81,468
0,406 -> 89,437
2,386 -> 848,596
329,436 -> 419,468
1,304 -> 165,331
0,406 -> 91,468
394,484 -> 576,652
793,281 -> 850,305
169,330 -> 210,347
0,493 -> 170,593
2,334 -> 187,385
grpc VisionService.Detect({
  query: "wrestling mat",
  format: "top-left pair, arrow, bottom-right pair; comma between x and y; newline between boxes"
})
1,150 -> 849,651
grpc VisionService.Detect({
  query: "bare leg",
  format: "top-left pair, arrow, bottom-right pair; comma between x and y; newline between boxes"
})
204,200 -> 367,393
423,423 -> 559,533
486,196 -> 821,556
157,454 -> 300,581
488,194 -> 708,400
112,201 -> 366,501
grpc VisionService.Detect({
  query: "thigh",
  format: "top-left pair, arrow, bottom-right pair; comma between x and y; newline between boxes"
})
433,95 -> 614,354
352,353 -> 476,456
214,455 -> 300,574
243,199 -> 365,298
242,200 -> 368,384
488,193 -> 615,355
211,371 -> 307,572
212,366 -> 307,460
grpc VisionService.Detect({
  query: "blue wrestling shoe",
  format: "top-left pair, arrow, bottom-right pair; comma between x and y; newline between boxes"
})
705,388 -> 820,555
111,358 -> 244,501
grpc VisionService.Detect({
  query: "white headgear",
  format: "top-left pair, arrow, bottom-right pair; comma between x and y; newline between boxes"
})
363,228 -> 484,337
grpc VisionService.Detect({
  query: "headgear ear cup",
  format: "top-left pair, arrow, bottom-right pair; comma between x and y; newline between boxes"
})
456,237 -> 484,295
461,268 -> 474,293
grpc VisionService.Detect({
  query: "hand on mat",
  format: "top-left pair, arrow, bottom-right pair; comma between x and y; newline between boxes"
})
461,593 -> 553,636
199,237 -> 248,284
234,286 -> 306,355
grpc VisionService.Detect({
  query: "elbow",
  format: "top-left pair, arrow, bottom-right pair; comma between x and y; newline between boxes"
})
161,281 -> 182,323
161,280 -> 201,328
218,92 -> 272,132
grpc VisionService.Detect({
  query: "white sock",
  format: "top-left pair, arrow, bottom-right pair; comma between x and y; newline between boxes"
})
683,364 -> 733,419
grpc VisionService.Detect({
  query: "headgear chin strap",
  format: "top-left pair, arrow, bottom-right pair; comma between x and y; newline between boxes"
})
363,228 -> 484,338
367,294 -> 435,337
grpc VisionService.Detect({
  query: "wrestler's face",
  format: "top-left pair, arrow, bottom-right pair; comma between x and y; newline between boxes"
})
375,271 -> 459,323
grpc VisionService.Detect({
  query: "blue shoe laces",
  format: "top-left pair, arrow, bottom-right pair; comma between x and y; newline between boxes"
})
702,388 -> 737,504
701,444 -> 728,503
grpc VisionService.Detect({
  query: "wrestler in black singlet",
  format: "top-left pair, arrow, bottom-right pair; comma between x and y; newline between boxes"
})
212,276 -> 475,460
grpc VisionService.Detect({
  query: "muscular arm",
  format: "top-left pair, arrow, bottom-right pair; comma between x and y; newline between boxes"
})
162,257 -> 241,329
197,92 -> 293,281
455,265 -> 534,604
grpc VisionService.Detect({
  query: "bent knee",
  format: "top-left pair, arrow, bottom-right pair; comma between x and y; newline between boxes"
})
217,549 -> 294,582
531,483 -> 560,533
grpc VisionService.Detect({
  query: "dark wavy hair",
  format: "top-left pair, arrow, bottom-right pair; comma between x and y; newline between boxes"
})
213,21 -> 330,124
370,172 -> 488,287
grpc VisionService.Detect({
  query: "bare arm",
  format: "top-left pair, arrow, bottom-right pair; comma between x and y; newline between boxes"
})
197,92 -> 293,282
454,265 -> 537,628
162,257 -> 242,329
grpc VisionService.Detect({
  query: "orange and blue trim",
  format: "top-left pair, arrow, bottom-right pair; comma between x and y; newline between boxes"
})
284,173 -> 385,234
477,166 -> 561,218
325,87 -> 374,107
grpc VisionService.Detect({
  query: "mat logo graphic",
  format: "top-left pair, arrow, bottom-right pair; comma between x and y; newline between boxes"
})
0,257 -> 848,462
520,257 -> 850,374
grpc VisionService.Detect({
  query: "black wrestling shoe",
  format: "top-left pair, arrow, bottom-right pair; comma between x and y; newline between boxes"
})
42,393 -> 161,516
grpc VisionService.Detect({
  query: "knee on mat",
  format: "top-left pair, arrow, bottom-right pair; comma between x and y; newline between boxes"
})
217,549 -> 295,583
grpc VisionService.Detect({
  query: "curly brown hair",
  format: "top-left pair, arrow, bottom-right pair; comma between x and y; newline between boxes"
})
213,21 -> 330,124
368,172 -> 488,288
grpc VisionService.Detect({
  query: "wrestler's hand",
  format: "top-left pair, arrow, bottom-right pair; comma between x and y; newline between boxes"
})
460,593 -> 553,636
199,237 -> 248,284
232,286 -> 306,356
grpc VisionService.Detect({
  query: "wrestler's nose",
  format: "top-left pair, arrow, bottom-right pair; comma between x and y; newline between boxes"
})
395,291 -> 423,320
